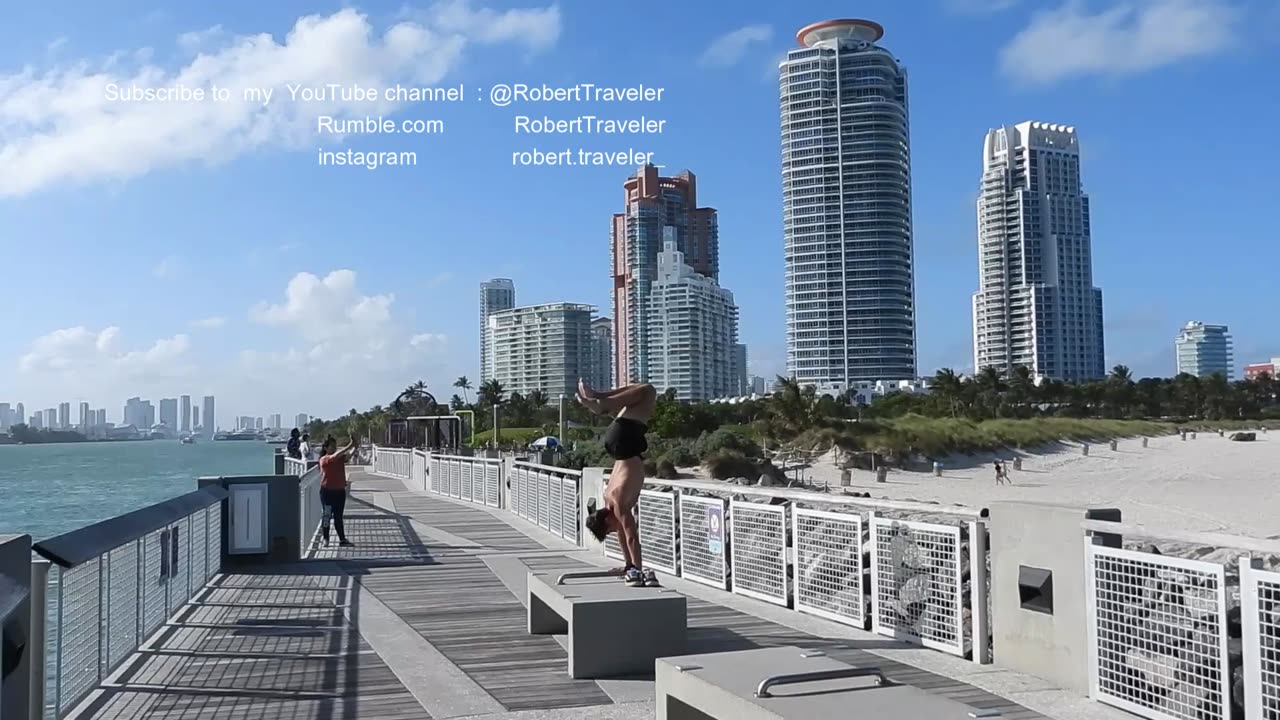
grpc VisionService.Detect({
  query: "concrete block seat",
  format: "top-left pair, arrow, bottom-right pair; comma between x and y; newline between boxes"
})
656,646 -> 1002,720
527,569 -> 687,679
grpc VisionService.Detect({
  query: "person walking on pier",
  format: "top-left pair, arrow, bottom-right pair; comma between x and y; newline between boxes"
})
579,379 -> 660,588
319,435 -> 357,546
287,428 -> 302,460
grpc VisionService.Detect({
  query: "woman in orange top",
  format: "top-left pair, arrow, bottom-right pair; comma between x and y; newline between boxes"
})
319,435 -> 357,546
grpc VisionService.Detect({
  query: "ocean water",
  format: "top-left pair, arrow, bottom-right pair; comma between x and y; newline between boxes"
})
0,440 -> 272,541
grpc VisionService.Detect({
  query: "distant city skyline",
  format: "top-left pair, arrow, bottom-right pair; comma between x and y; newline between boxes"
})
0,389 -> 311,434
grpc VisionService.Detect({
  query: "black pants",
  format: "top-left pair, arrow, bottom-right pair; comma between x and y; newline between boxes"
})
319,488 -> 348,542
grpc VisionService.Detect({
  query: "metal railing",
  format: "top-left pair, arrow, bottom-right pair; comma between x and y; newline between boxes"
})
411,449 -> 428,493
298,464 -> 324,555
371,445 -> 412,479
428,454 -> 502,508
31,486 -> 227,718
508,462 -> 580,546
1079,519 -> 1280,720
283,456 -> 309,476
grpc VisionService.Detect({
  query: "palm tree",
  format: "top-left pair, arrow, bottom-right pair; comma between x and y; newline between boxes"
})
1107,365 -> 1135,417
974,366 -> 1005,418
932,368 -> 964,418
454,376 -> 472,405
478,379 -> 506,407
1006,366 -> 1036,417
527,389 -> 549,407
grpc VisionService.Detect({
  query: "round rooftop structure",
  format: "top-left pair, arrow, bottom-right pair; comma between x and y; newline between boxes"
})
796,19 -> 884,47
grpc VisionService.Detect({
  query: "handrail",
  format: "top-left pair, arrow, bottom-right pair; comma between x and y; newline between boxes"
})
556,570 -> 619,585
33,485 -> 228,568
641,477 -> 986,519
755,666 -> 888,698
1081,519 -> 1280,555
433,453 -> 501,463
513,460 -> 582,477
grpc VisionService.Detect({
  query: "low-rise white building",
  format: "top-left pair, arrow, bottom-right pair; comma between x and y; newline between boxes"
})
487,302 -> 596,399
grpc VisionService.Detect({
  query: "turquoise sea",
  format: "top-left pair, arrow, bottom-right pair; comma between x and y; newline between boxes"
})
0,440 -> 272,541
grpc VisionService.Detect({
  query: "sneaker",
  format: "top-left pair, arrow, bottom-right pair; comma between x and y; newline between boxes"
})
338,540 -> 354,547
642,569 -> 660,588
623,568 -> 644,587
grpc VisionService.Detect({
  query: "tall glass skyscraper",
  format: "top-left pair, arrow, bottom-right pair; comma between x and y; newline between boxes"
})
781,19 -> 916,387
479,278 -> 516,382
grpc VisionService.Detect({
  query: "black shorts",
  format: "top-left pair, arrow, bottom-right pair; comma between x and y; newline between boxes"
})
603,418 -> 648,460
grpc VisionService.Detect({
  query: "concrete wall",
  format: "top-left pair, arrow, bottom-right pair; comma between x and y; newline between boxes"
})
987,501 -> 1120,695
0,534 -> 31,720
198,475 -> 303,566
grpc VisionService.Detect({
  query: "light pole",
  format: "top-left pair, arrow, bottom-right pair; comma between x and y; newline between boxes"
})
558,394 -> 566,445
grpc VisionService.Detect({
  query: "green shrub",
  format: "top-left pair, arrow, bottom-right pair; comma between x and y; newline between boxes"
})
655,459 -> 679,479
660,442 -> 699,467
695,428 -> 761,460
702,450 -> 760,481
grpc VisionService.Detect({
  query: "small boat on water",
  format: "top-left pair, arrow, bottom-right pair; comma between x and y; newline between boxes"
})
180,436 -> 195,444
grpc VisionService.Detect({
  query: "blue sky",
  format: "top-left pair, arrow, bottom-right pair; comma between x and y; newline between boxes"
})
2,0 -> 1278,423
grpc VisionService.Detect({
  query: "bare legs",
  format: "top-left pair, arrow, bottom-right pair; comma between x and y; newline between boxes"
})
608,456 -> 645,570
577,379 -> 657,420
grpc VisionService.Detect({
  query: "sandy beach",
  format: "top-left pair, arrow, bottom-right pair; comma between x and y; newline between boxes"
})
693,431 -> 1280,538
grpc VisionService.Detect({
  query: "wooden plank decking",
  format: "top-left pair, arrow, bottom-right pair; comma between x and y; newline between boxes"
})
69,468 -> 1056,720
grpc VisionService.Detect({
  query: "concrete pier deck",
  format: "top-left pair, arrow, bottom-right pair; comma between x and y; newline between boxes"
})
64,469 -> 1131,720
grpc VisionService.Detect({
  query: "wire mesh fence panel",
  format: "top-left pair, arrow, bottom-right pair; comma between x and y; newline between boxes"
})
105,542 -> 139,671
639,490 -> 677,575
142,531 -> 167,636
679,495 -> 728,590
537,472 -> 551,531
729,500 -> 789,607
1086,545 -> 1230,720
793,507 -> 866,627
869,516 -> 965,656
1242,562 -> 1280,720
206,504 -> 223,579
559,476 -> 580,545
56,559 -> 101,715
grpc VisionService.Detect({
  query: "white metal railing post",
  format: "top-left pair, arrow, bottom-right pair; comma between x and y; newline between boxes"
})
28,559 -> 50,720
53,568 -> 63,715
1240,556 -> 1264,720
968,520 -> 990,664
99,552 -> 108,683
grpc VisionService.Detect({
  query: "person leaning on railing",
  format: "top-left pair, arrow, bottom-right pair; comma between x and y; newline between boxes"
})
319,434 -> 357,547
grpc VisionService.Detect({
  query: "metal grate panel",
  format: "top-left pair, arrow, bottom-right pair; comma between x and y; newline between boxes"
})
679,494 -> 728,590
462,461 -> 473,502
1242,560 -> 1280,720
537,472 -> 551,530
549,474 -> 564,538
191,508 -> 208,589
794,507 -> 866,627
869,515 -> 965,656
729,500 -> 789,607
638,490 -> 677,575
485,463 -> 501,507
206,503 -> 223,578
55,559 -> 101,714
559,476 -> 580,546
1087,545 -> 1229,720
105,542 -> 139,671
142,531 -> 167,636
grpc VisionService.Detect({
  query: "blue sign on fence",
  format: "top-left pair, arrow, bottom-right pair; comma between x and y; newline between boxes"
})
706,504 -> 724,555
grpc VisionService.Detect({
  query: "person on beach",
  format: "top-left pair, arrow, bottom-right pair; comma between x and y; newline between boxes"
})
319,435 -> 358,546
579,378 -> 660,588
994,460 -> 1006,485
287,428 -> 302,460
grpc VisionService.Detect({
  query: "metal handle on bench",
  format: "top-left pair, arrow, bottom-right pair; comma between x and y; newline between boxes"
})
755,667 -> 887,698
556,571 -> 616,585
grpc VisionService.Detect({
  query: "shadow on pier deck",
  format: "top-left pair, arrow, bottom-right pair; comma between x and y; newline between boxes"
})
66,470 -> 1057,720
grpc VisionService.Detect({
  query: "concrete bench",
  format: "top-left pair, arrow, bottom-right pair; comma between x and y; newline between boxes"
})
527,570 -> 686,679
655,646 -> 1002,719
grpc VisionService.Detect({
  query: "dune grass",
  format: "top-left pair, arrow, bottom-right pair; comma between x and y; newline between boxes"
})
858,415 -> 1177,459
470,427 -> 545,446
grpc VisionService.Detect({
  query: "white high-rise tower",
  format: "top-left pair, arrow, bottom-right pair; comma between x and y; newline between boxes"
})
781,19 -> 916,388
971,122 -> 1105,382
479,279 -> 516,382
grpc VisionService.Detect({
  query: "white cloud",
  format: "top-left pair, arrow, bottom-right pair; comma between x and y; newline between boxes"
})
17,326 -> 194,396
1000,0 -> 1240,86
177,25 -> 225,53
699,24 -> 773,68
0,2 -> 562,197
423,271 -> 453,288
152,255 -> 180,278
47,37 -> 69,54
190,316 -> 226,328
